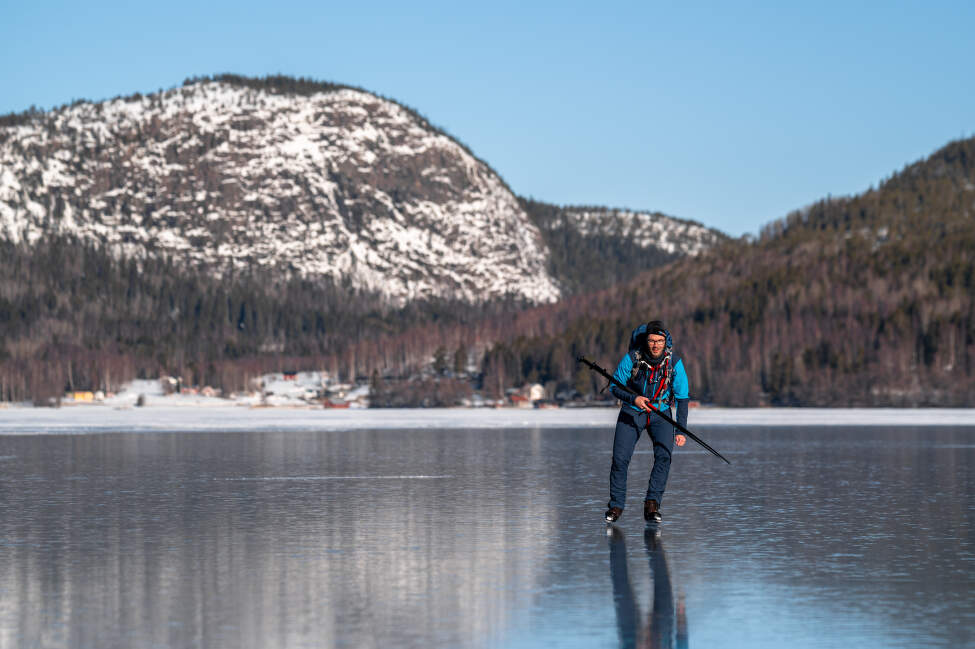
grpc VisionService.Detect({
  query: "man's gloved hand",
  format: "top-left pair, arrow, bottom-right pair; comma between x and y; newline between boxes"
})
675,398 -> 689,447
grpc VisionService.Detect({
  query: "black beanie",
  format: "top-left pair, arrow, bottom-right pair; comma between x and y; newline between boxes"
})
646,320 -> 666,337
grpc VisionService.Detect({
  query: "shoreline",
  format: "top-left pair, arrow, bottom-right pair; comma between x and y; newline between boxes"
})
1,405 -> 974,434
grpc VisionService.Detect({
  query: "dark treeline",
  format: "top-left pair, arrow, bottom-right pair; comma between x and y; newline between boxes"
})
467,138 -> 975,406
0,236 -> 529,403
0,106 -> 45,128
185,73 -> 352,97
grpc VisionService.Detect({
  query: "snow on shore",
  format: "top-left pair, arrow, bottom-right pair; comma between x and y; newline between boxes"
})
0,404 -> 973,434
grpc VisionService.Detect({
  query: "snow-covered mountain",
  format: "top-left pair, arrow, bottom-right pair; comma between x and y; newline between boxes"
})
560,207 -> 720,255
0,77 -> 723,304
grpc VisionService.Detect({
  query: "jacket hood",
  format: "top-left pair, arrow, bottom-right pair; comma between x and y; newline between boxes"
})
628,323 -> 673,354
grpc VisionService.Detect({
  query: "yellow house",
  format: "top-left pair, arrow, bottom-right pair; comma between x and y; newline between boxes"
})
71,391 -> 95,402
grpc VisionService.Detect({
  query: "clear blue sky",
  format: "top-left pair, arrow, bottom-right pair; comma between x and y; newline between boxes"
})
3,1 -> 973,236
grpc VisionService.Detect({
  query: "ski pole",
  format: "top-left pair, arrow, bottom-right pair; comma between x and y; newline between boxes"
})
577,356 -> 731,465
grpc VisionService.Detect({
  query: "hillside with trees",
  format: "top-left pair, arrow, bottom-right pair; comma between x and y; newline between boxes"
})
470,137 -> 975,406
0,234 -> 529,403
1,89 -> 972,405
0,74 -> 725,404
519,198 -> 726,294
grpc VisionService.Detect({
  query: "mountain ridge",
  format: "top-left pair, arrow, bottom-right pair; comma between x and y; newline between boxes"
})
0,79 -> 561,304
0,74 -> 724,307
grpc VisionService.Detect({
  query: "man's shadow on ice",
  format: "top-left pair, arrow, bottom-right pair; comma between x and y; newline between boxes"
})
607,527 -> 688,649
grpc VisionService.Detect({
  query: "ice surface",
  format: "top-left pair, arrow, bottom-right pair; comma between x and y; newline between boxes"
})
0,425 -> 971,648
0,404 -> 973,434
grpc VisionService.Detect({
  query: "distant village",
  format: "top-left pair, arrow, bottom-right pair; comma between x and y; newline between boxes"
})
58,370 -> 637,409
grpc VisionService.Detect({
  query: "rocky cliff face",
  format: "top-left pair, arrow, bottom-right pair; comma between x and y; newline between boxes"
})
0,78 -> 723,305
0,80 -> 562,304
560,206 -> 721,255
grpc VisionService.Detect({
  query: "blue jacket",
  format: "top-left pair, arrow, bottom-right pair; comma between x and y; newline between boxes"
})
610,324 -> 689,428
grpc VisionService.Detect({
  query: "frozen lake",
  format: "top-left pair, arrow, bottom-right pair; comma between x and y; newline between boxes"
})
0,416 -> 972,648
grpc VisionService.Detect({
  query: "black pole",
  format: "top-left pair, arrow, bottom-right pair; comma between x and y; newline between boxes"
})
577,356 -> 731,465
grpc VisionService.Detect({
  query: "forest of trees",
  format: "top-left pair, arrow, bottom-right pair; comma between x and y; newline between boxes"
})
1,105 -> 973,406
470,138 -> 975,406
0,235 -> 528,404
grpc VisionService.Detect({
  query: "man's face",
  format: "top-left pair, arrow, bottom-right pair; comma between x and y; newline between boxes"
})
647,334 -> 666,358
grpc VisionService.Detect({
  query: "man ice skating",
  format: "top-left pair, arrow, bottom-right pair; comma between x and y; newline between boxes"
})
604,320 -> 689,524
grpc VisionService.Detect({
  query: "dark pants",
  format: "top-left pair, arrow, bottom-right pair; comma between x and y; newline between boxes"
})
608,408 -> 674,510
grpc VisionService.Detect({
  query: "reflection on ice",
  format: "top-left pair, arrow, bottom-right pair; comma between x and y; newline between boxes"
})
608,526 -> 687,649
0,425 -> 972,648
